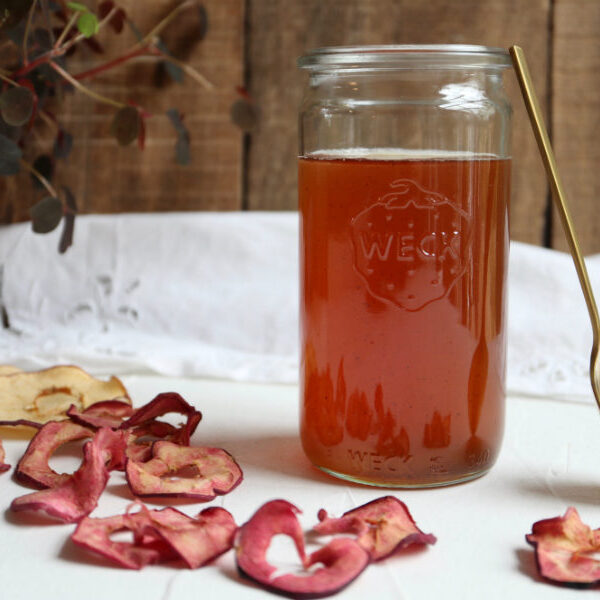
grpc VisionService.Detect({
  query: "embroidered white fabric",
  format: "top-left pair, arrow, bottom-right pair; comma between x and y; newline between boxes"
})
0,212 -> 596,401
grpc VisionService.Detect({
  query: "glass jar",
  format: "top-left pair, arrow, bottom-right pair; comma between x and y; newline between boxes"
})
298,45 -> 512,487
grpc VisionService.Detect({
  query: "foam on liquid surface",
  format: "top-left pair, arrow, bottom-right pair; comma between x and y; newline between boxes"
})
305,148 -> 501,160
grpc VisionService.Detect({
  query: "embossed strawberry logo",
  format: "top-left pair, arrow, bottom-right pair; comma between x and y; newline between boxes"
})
351,179 -> 470,311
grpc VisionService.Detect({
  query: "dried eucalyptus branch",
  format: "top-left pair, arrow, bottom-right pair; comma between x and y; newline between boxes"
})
0,0 -> 213,253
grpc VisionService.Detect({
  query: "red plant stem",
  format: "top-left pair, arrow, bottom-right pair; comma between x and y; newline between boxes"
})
13,51 -> 60,79
73,46 -> 159,81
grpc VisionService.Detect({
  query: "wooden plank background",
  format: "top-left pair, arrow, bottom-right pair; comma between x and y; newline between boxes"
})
1,0 -> 599,253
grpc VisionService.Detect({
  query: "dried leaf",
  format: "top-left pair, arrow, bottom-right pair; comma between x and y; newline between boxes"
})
97,0 -> 114,14
111,106 -> 140,146
31,154 -> 53,190
197,4 -> 208,40
0,118 -> 21,143
166,108 -> 186,135
98,1 -> 126,33
166,109 -> 191,165
230,98 -> 258,132
53,129 -> 73,160
175,135 -> 191,166
83,35 -> 104,54
154,40 -> 184,85
0,133 -> 22,175
0,87 -> 34,127
59,212 -> 75,253
164,61 -> 184,84
30,196 -> 63,234
59,186 -> 77,253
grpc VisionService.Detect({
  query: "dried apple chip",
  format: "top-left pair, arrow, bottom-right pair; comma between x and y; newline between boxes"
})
15,421 -> 93,489
0,439 -> 10,472
125,441 -> 242,500
142,506 -> 237,568
72,512 -> 164,570
93,427 -> 130,472
125,441 -> 153,463
0,366 -> 130,424
119,392 -> 201,446
0,419 -> 43,429
526,507 -> 600,586
72,505 -> 237,570
67,399 -> 134,430
124,421 -> 181,464
11,435 -> 110,523
314,496 -> 436,561
0,365 -> 23,376
235,499 -> 370,599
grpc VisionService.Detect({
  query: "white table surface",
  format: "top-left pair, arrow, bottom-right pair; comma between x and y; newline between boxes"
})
0,375 -> 598,600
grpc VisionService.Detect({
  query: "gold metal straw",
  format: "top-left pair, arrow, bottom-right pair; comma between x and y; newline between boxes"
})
509,45 -> 600,410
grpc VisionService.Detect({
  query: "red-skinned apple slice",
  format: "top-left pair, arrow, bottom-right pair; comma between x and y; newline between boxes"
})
125,440 -> 242,500
10,434 -> 110,523
235,499 -> 370,599
527,507 -> 600,586
15,421 -> 93,489
72,504 -> 237,569
314,496 -> 436,561
119,392 -> 202,446
93,427 -> 130,472
72,512 -> 163,569
67,399 -> 134,430
143,505 -> 237,568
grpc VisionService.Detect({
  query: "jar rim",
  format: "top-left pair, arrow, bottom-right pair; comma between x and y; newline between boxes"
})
298,45 -> 511,70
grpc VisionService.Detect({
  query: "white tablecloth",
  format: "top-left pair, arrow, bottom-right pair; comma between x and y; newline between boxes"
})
0,376 -> 597,600
0,213 -> 598,598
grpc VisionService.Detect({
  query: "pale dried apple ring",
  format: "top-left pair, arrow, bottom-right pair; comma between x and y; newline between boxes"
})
0,439 -> 10,473
0,365 -> 130,424
0,365 -> 23,376
125,441 -> 243,500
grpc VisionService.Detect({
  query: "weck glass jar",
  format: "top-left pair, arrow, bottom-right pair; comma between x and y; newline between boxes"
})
298,45 -> 512,487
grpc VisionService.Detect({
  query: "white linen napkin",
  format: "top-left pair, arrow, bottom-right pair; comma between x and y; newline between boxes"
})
0,212 -> 596,401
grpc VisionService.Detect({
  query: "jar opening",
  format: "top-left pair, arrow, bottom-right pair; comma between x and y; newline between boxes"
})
298,45 -> 511,71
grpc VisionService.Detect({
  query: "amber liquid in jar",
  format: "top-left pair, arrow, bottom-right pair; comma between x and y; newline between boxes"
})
299,150 -> 510,487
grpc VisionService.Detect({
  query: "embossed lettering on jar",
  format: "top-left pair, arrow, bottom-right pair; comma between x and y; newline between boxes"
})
298,46 -> 512,487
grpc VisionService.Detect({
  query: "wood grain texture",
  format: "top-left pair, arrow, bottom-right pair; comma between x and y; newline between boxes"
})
246,0 -> 551,247
0,0 -> 244,222
552,0 -> 600,254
